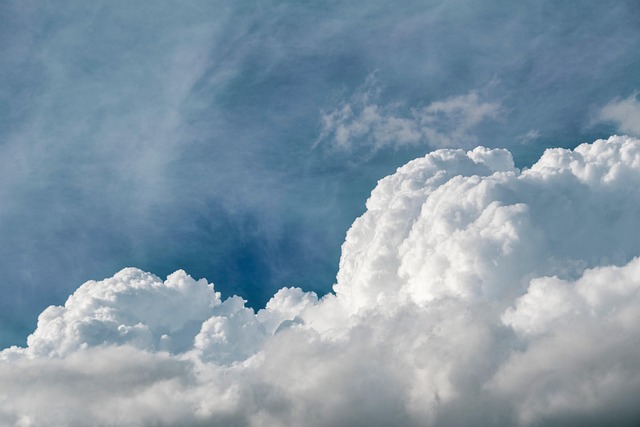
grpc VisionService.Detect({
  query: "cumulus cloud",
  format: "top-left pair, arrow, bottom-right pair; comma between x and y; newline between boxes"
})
4,136 -> 640,426
316,77 -> 501,153
495,259 -> 640,425
597,92 -> 640,135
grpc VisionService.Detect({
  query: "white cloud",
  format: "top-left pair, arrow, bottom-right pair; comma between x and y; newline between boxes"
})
517,129 -> 541,144
597,92 -> 640,135
317,78 -> 501,153
495,258 -> 640,425
17,268 -> 220,358
3,136 -> 640,426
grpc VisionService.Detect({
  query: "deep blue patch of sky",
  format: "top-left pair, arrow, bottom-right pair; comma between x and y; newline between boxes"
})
1,0 -> 639,347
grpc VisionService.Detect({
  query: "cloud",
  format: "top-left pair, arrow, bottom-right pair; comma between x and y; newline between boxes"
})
516,129 -> 541,144
316,76 -> 501,154
3,136 -> 640,426
18,269 -> 219,358
3,0 -> 640,352
597,92 -> 640,136
495,258 -> 640,425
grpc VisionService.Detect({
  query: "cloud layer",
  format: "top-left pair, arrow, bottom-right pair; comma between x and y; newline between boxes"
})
3,136 -> 640,426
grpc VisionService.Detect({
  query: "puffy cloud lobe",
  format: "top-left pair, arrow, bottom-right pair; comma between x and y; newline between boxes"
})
3,136 -> 640,426
20,268 -> 220,357
334,145 -> 518,312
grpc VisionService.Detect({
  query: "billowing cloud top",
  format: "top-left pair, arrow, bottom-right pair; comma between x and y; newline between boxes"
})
3,136 -> 640,426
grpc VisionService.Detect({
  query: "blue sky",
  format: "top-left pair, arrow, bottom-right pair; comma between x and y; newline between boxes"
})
1,0 -> 639,349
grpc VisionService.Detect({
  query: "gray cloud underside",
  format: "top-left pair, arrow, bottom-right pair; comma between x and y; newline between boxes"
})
3,136 -> 640,426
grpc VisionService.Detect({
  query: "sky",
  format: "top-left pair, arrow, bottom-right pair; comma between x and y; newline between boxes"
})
2,1 -> 640,425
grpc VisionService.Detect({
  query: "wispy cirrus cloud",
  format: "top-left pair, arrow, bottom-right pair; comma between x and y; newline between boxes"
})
316,76 -> 501,154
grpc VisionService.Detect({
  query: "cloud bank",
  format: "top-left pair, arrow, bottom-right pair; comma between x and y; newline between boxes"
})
3,135 -> 640,426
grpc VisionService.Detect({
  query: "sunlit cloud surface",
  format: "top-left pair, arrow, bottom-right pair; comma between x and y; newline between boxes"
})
3,136 -> 640,426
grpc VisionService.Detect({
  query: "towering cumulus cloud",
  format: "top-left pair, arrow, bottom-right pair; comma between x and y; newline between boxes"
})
3,135 -> 640,426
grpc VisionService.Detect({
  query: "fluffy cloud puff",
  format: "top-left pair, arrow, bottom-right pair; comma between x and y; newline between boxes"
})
598,92 -> 640,136
3,136 -> 640,426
